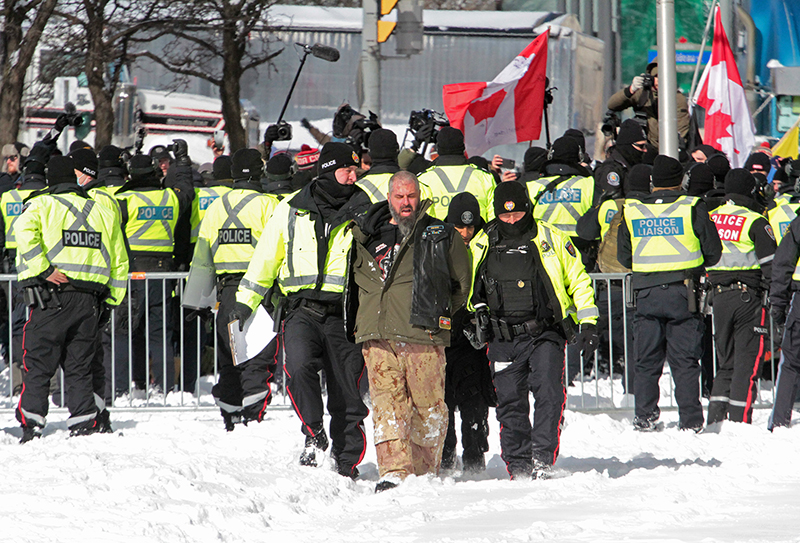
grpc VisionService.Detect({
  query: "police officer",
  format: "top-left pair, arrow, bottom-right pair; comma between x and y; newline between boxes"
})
193,148 -> 279,430
618,155 -> 722,431
357,128 -> 401,203
706,169 -> 776,426
110,142 -> 194,398
470,182 -> 599,479
768,213 -> 800,430
190,155 -> 234,247
262,153 -> 294,198
15,155 -> 128,442
418,127 -> 495,221
767,160 -> 800,246
593,120 -> 649,203
233,142 -> 370,479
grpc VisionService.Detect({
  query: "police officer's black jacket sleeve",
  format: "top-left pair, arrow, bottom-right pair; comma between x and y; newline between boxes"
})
577,206 -> 602,241
617,211 -> 633,269
769,217 -> 800,311
693,200 -> 722,268
164,164 -> 195,218
751,216 -> 777,281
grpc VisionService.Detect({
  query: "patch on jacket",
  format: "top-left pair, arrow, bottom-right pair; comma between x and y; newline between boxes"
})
540,240 -> 554,256
565,240 -> 577,258
439,316 -> 451,330
423,224 -> 445,239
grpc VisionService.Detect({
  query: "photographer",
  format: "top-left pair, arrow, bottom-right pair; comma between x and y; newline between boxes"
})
607,60 -> 690,149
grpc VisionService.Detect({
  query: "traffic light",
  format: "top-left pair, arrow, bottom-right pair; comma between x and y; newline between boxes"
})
377,0 -> 399,43
376,0 -> 423,54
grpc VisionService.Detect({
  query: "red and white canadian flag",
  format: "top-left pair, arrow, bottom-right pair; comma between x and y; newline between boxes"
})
692,5 -> 755,168
442,31 -> 548,157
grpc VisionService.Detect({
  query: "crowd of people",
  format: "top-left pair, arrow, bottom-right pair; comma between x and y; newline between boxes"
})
3,60 -> 800,492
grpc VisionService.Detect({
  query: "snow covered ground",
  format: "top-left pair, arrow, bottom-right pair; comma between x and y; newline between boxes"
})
1,375 -> 799,543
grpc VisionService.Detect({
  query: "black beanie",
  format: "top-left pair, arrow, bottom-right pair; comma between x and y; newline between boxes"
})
616,119 -> 647,147
707,153 -> 731,188
231,148 -> 263,180
691,144 -> 717,161
651,155 -> 683,187
368,128 -> 399,160
744,152 -> 771,174
98,145 -> 123,168
685,163 -> 715,196
212,155 -> 232,181
47,156 -> 77,186
69,140 -> 92,153
563,128 -> 586,154
129,154 -> 157,180
725,168 -> 756,196
524,147 -> 548,174
317,142 -> 359,176
625,164 -> 653,195
446,192 -> 482,227
493,181 -> 531,216
69,148 -> 98,178
436,127 -> 466,156
468,156 -> 491,173
547,136 -> 581,165
266,153 -> 292,181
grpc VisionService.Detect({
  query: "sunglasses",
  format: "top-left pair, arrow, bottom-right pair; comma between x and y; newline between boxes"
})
5,155 -> 19,161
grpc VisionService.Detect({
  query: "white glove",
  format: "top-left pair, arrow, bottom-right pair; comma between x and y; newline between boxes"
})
630,76 -> 645,93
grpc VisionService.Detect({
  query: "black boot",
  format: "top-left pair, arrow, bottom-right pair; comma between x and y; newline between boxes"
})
20,425 -> 42,444
96,410 -> 113,434
299,428 -> 329,467
70,419 -> 99,437
221,410 -> 242,432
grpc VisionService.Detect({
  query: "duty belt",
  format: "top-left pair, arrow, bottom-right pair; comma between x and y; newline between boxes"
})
713,281 -> 760,294
217,273 -> 244,288
291,298 -> 342,318
490,317 -> 546,341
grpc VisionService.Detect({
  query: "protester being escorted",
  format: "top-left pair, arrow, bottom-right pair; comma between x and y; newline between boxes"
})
348,171 -> 471,491
417,126 -> 496,221
704,169 -> 776,426
233,142 -> 371,480
617,155 -> 722,432
109,141 -> 195,399
190,148 -> 280,430
440,192 -> 495,473
469,181 -> 599,479
15,155 -> 129,442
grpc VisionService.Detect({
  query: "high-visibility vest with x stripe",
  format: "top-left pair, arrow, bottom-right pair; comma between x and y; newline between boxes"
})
117,188 -> 180,253
88,186 -> 122,226
190,185 -> 233,243
0,188 -> 35,251
767,198 -> 800,245
709,203 -> 764,271
14,192 -> 129,304
236,199 -> 354,311
530,175 -> 594,237
198,188 -> 279,275
624,195 -> 704,273
417,164 -> 495,222
357,171 -> 434,204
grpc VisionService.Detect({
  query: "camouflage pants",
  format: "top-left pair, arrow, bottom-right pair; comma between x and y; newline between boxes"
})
363,339 -> 448,480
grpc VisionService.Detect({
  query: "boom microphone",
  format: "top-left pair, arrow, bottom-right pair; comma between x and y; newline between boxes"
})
296,42 -> 340,63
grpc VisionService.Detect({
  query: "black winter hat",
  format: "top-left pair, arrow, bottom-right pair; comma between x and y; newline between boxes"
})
468,156 -> 491,173
563,128 -> 586,154
98,145 -> 124,168
368,128 -> 399,160
546,136 -> 581,165
436,127 -> 466,156
149,144 -> 171,161
691,144 -> 717,161
685,163 -> 715,196
707,153 -> 731,188
616,119 -> 647,147
212,155 -> 232,181
69,140 -> 92,153
231,148 -> 263,180
446,192 -> 482,227
725,168 -> 756,196
317,142 -> 359,176
524,147 -> 548,174
744,152 -> 771,173
651,155 -> 684,187
69,148 -> 98,178
266,153 -> 293,181
46,156 -> 77,186
129,154 -> 157,180
493,181 -> 530,217
625,164 -> 653,195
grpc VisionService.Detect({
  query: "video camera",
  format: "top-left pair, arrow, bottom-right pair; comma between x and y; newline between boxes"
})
346,110 -> 382,153
641,73 -> 656,91
600,110 -> 620,138
63,102 -> 84,128
407,109 -> 449,151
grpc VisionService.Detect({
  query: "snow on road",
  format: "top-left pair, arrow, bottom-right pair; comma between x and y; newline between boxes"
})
2,384 -> 799,543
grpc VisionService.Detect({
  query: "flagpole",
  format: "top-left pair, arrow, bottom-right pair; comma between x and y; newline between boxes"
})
689,0 -> 718,103
657,0 -> 679,158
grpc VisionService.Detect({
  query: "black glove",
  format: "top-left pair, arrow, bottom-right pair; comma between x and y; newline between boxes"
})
98,303 -> 113,329
172,139 -> 191,167
185,308 -> 213,322
415,122 -> 435,144
360,202 -> 392,236
578,323 -> 599,354
463,322 -> 485,350
264,124 -> 280,143
300,118 -> 312,130
54,113 -> 71,132
771,305 -> 787,327
229,302 -> 253,332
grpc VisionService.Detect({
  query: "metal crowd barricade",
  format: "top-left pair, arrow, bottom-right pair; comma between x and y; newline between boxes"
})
0,271 -> 782,413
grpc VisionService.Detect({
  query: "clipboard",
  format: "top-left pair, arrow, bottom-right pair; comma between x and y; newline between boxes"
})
227,305 -> 276,366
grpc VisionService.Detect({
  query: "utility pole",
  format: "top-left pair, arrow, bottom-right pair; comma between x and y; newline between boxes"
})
361,0 -> 381,116
656,0 -> 678,158
719,0 -> 734,41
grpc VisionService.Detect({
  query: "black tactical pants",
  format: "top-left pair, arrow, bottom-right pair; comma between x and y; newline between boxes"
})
634,284 -> 704,429
283,307 -> 368,471
489,333 -> 566,477
770,292 -> 800,430
708,288 -> 766,424
211,284 -> 273,421
17,291 -> 99,430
